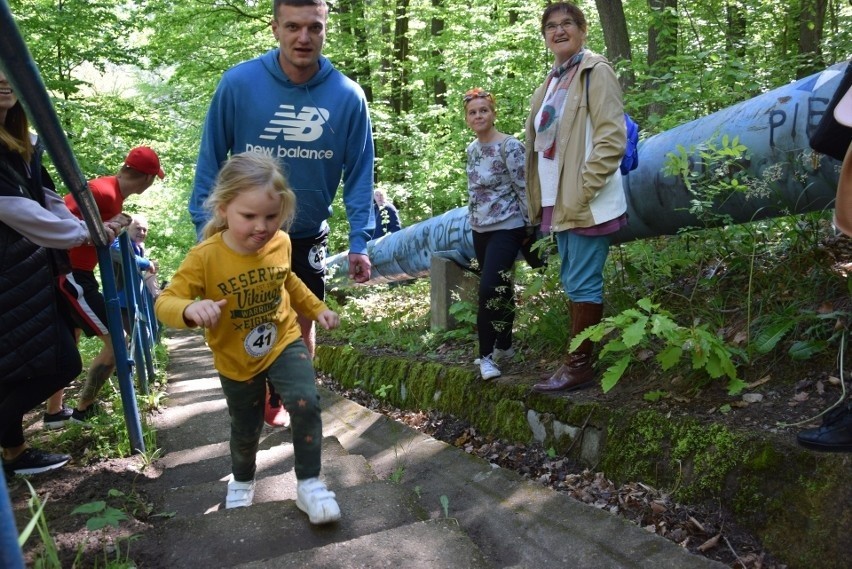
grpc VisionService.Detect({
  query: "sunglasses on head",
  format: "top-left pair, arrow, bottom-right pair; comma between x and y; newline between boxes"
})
463,88 -> 493,104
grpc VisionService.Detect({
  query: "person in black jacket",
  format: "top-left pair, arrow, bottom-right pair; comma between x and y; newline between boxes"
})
370,189 -> 402,240
0,71 -> 120,477
797,81 -> 852,453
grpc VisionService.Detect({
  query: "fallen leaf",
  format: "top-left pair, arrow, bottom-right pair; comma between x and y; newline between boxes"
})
746,375 -> 771,389
650,501 -> 667,514
817,302 -> 834,314
688,515 -> 706,533
697,533 -> 721,552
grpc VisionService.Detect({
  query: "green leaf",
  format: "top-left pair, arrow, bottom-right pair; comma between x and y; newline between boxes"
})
726,378 -> 748,395
644,390 -> 668,402
753,320 -> 795,353
621,315 -> 649,347
656,345 -> 683,370
601,355 -> 631,393
788,340 -> 826,360
85,507 -> 128,531
637,297 -> 658,313
650,313 -> 679,339
72,501 -> 106,515
522,276 -> 544,298
600,339 -> 629,355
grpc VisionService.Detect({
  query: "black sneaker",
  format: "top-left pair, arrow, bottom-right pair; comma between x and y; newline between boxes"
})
70,405 -> 99,426
3,448 -> 70,476
797,404 -> 852,452
43,406 -> 74,430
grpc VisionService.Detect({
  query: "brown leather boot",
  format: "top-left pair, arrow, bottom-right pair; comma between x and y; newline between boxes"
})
533,302 -> 603,393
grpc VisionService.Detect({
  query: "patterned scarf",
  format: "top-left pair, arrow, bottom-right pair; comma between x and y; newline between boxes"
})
535,50 -> 585,160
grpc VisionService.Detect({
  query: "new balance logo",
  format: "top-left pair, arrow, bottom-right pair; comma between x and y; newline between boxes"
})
259,105 -> 329,142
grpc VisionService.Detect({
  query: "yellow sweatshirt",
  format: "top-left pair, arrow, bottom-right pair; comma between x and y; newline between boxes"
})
155,231 -> 327,381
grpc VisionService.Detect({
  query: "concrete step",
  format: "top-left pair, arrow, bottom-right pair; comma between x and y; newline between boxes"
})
145,437 -> 375,517
134,329 -> 492,568
319,386 -> 727,569
132,480 -> 436,568
231,518 -> 491,569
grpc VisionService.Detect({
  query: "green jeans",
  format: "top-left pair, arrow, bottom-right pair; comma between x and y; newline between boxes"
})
219,339 -> 322,482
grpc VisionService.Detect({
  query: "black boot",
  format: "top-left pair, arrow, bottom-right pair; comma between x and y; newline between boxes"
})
796,404 -> 852,452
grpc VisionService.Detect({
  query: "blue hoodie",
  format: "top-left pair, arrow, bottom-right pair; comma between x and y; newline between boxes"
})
190,50 -> 375,254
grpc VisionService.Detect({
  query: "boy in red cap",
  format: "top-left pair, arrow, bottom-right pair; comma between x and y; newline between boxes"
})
43,147 -> 165,428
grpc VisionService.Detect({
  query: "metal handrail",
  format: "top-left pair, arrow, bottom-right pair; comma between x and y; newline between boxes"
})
0,1 -> 158,561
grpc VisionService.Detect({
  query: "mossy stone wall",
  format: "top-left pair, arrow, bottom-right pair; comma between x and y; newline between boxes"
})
315,345 -> 852,568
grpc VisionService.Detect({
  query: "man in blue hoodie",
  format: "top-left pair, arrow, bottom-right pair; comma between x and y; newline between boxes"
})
190,0 -> 375,427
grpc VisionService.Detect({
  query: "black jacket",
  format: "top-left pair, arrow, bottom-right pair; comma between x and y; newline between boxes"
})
0,146 -> 68,383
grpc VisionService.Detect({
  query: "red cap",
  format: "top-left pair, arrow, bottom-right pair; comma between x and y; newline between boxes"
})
124,146 -> 165,179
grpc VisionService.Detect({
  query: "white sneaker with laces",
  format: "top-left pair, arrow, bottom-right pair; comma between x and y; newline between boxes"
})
493,346 -> 516,362
479,355 -> 501,380
226,477 -> 255,509
296,477 -> 341,525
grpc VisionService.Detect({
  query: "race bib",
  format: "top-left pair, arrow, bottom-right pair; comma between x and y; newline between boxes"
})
244,322 -> 277,358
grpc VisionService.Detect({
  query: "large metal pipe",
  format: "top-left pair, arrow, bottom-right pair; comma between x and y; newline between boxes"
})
327,62 -> 847,286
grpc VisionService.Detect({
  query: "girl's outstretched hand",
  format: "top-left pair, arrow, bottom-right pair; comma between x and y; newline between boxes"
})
184,299 -> 228,328
316,309 -> 340,330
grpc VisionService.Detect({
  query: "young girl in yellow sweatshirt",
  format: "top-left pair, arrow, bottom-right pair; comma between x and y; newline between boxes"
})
155,152 -> 341,523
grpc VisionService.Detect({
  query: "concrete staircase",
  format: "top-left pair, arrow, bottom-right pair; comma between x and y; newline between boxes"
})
132,329 -> 724,568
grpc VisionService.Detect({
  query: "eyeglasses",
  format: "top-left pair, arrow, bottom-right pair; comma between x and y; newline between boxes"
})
463,88 -> 494,104
544,19 -> 577,35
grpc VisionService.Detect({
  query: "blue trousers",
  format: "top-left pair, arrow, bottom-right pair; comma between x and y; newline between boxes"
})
554,231 -> 611,304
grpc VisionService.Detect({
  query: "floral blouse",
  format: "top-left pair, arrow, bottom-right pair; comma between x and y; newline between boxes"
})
466,136 -> 530,231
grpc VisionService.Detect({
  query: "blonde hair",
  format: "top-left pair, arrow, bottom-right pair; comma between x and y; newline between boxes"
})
201,153 -> 296,240
0,101 -> 33,162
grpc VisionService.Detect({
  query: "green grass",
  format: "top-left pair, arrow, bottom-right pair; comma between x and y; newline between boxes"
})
321,211 -> 850,395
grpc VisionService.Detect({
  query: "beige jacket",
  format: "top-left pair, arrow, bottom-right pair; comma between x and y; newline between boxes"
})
524,51 -> 627,231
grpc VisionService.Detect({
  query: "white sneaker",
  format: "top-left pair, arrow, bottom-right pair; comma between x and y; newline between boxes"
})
493,346 -> 516,362
226,477 -> 255,509
296,477 -> 341,525
479,355 -> 501,380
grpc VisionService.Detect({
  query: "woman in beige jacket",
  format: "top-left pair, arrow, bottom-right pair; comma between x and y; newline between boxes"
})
525,2 -> 627,394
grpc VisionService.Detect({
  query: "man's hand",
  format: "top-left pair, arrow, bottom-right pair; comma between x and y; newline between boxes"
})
109,213 -> 132,228
348,253 -> 372,283
183,299 -> 228,328
316,309 -> 340,330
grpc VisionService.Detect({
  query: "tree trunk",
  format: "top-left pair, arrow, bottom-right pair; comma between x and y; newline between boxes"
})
646,0 -> 678,119
594,0 -> 634,92
796,0 -> 828,77
431,0 -> 446,105
725,0 -> 747,59
391,0 -> 410,115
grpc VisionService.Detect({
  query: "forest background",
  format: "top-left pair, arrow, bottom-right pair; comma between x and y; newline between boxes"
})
7,0 -> 848,265
6,0 -> 852,381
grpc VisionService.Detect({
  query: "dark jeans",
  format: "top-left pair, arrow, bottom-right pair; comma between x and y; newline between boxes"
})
0,319 -> 80,448
219,339 -> 322,482
472,227 -> 526,358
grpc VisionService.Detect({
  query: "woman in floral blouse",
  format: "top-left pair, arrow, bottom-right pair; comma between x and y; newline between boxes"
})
464,87 -> 531,381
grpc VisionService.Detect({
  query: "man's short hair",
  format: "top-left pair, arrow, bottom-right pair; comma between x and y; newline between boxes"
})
273,0 -> 328,15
